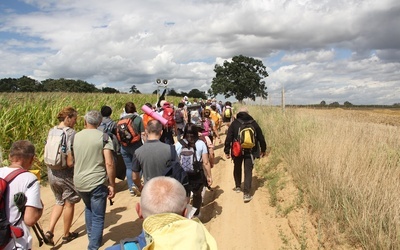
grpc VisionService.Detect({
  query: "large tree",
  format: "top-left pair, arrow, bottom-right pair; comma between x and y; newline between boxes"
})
211,55 -> 269,102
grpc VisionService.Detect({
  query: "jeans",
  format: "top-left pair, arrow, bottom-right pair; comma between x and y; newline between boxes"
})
120,143 -> 142,191
78,184 -> 108,250
233,153 -> 254,194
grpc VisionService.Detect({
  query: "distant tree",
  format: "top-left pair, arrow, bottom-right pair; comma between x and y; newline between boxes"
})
102,87 -> 119,93
188,89 -> 207,99
0,78 -> 18,92
393,103 -> 400,107
329,101 -> 340,107
15,76 -> 42,92
42,78 -> 99,92
129,85 -> 141,94
168,88 -> 179,96
211,55 -> 268,102
344,101 -> 353,107
152,90 -> 158,95
320,100 -> 326,106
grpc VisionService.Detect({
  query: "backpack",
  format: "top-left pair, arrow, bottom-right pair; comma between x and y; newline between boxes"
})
44,126 -> 71,170
119,237 -> 141,250
0,169 -> 27,249
210,110 -> 220,129
201,118 -> 212,137
178,140 -> 202,174
164,146 -> 190,195
162,106 -> 175,128
224,107 -> 232,119
238,119 -> 256,150
98,119 -> 116,135
142,114 -> 154,130
116,115 -> 140,147
174,108 -> 184,124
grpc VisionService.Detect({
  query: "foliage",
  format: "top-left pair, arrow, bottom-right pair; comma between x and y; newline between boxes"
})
320,100 -> 326,106
211,55 -> 268,102
329,101 -> 340,107
344,101 -> 353,107
187,88 -> 207,99
129,85 -> 141,94
102,87 -> 120,93
0,92 -> 183,177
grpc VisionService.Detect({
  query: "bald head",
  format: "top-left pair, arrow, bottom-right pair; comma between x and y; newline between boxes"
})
140,177 -> 187,218
238,107 -> 249,113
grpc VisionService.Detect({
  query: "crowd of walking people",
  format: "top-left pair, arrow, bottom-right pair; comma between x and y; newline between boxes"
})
0,96 -> 266,250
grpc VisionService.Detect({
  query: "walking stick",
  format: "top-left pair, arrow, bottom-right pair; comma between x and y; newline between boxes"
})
32,222 -> 51,246
32,223 -> 43,247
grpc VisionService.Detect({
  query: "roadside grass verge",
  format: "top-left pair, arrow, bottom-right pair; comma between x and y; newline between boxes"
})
248,105 -> 400,249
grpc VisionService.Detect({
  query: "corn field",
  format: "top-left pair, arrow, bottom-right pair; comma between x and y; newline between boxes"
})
0,92 -> 182,173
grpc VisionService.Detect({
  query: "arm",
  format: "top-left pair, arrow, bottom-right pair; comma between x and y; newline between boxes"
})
24,205 -> 43,227
104,149 -> 116,199
256,123 -> 267,157
202,152 -> 212,187
67,130 -> 75,167
132,154 -> 143,191
132,172 -> 143,191
211,122 -> 221,144
224,121 -> 235,157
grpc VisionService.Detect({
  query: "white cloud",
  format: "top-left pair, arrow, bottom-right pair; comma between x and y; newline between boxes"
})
0,0 -> 399,105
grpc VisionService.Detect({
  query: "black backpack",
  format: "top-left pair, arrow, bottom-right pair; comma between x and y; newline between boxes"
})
0,169 -> 28,249
164,145 -> 190,196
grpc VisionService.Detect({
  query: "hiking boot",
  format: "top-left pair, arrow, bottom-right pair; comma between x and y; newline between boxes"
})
243,194 -> 253,203
233,187 -> 241,193
62,232 -> 78,244
131,185 -> 141,197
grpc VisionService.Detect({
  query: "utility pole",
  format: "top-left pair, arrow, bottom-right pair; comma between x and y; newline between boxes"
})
281,84 -> 285,112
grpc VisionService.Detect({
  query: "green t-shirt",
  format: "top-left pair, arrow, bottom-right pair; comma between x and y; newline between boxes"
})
73,129 -> 114,192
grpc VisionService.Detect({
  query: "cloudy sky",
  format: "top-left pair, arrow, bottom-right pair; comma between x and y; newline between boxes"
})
1,0 -> 399,105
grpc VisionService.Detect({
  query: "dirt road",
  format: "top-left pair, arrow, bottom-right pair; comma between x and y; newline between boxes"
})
33,132 -> 314,250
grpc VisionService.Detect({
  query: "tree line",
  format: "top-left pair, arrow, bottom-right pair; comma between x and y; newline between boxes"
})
0,76 -> 210,99
1,55 -> 270,102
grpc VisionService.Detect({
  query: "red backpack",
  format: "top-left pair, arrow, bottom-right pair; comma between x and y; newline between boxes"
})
162,105 -> 176,128
0,169 -> 27,249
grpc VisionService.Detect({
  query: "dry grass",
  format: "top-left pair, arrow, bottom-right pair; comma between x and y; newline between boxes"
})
247,105 -> 400,249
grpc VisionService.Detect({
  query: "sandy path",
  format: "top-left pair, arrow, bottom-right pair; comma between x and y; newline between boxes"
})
33,131 -> 302,250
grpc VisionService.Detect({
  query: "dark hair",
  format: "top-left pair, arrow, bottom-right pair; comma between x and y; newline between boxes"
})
101,105 -> 112,117
225,101 -> 232,106
146,120 -> 163,135
145,102 -> 152,108
125,102 -> 137,113
183,123 -> 199,147
9,140 -> 35,160
178,102 -> 184,108
204,109 -> 211,117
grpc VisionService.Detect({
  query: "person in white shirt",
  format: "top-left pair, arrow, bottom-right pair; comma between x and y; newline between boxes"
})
0,140 -> 43,250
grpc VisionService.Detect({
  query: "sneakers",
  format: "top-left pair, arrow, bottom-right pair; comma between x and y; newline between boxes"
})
243,194 -> 253,202
62,232 -> 79,244
233,187 -> 241,193
130,185 -> 141,197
